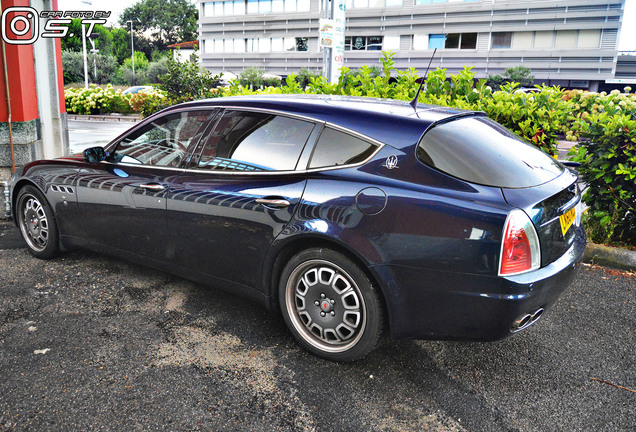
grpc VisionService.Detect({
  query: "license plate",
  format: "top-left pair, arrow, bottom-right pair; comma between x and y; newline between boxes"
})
559,206 -> 576,237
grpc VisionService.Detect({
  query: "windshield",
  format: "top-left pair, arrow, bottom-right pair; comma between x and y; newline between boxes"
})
417,116 -> 564,188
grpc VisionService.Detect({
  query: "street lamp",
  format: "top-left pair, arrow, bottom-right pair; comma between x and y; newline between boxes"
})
127,20 -> 135,86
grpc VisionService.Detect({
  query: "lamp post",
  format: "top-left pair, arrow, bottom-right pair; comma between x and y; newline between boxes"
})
88,34 -> 99,83
82,23 -> 89,88
127,20 -> 135,85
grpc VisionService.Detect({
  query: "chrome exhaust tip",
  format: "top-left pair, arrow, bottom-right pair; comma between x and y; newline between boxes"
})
511,308 -> 545,333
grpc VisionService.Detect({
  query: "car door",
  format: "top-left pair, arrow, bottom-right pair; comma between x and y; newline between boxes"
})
75,109 -> 218,261
166,109 -> 320,290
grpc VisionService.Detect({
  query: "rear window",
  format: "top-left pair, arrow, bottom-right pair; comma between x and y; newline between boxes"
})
309,127 -> 378,169
416,116 -> 564,188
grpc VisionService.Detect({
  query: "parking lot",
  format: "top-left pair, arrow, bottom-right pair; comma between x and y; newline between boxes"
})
0,219 -> 634,431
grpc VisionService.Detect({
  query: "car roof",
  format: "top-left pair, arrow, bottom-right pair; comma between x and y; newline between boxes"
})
174,95 -> 483,151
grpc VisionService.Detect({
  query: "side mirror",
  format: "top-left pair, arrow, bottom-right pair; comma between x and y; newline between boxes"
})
83,146 -> 107,163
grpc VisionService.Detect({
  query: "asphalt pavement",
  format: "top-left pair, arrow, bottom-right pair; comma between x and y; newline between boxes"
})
0,220 -> 634,432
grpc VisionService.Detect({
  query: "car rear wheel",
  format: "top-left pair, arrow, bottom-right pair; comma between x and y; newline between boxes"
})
279,248 -> 385,361
16,185 -> 59,259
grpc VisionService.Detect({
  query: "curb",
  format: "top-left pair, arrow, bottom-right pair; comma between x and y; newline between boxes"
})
68,114 -> 141,123
584,242 -> 636,272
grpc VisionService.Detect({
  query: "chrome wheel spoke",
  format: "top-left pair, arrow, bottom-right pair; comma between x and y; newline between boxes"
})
19,194 -> 50,253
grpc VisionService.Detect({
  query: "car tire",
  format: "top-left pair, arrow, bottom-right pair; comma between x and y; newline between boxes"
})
279,248 -> 385,361
16,185 -> 59,259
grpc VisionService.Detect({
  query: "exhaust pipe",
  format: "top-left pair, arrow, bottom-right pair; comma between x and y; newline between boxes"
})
511,308 -> 544,333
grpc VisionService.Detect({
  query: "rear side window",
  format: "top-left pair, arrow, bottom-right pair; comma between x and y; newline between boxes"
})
416,116 -> 564,188
195,110 -> 315,172
309,127 -> 378,169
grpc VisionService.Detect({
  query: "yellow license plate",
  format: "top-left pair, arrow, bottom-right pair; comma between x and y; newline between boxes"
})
559,206 -> 576,237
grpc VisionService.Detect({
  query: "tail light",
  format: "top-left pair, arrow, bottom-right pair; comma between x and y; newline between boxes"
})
498,209 -> 541,276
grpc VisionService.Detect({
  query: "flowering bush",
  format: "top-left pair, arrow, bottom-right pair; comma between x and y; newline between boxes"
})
64,85 -> 133,115
563,87 -> 636,141
129,88 -> 168,116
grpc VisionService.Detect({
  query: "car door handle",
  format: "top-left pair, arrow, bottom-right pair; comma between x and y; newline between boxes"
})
256,198 -> 290,209
139,183 -> 165,192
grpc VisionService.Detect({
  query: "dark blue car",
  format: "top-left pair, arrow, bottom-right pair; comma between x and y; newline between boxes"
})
10,95 -> 586,361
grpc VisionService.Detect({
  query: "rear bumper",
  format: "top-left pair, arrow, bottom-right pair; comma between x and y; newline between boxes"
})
372,225 -> 586,341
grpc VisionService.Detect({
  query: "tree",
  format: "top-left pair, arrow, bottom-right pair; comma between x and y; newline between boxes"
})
61,19 -> 114,57
62,50 -> 84,84
119,0 -> 198,51
111,27 -> 132,64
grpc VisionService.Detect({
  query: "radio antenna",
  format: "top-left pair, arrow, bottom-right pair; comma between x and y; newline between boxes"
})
409,48 -> 437,111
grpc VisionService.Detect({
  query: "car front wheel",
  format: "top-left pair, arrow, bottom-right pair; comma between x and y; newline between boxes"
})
16,185 -> 59,259
279,248 -> 385,361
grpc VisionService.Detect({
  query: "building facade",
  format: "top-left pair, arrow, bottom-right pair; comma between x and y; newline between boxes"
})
198,0 -> 626,90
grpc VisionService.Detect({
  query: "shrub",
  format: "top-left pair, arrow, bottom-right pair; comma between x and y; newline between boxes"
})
157,51 -> 222,102
62,50 -> 85,84
295,68 -> 321,89
487,66 -> 534,89
87,53 -> 119,85
236,67 -> 281,88
569,113 -> 636,246
129,88 -> 169,117
64,84 -> 133,115
146,57 -> 169,84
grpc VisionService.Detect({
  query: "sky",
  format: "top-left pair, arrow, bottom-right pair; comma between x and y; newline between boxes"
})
59,0 -> 635,51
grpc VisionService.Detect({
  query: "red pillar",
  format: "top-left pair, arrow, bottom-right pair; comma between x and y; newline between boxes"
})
0,0 -> 39,122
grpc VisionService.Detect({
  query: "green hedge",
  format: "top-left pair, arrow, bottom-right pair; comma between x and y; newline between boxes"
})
65,84 -> 133,115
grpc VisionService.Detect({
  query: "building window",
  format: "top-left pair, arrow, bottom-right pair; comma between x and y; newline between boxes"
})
460,33 -> 477,49
511,32 -> 533,49
578,30 -> 601,48
415,0 -> 447,4
246,38 -> 259,52
384,35 -> 400,51
413,34 -> 428,50
555,30 -> 577,49
205,0 -> 309,15
271,37 -> 284,51
259,37 -> 271,53
247,0 -> 258,13
296,37 -> 308,51
347,0 -> 401,7
203,2 -> 214,17
234,38 -> 245,53
428,34 -> 445,49
259,0 -> 272,13
428,33 -> 476,49
345,36 -> 383,51
492,30 -> 602,50
534,31 -> 554,49
492,32 -> 512,49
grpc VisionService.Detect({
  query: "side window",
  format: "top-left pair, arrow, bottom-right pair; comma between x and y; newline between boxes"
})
195,110 -> 315,172
115,110 -> 216,167
308,127 -> 378,169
